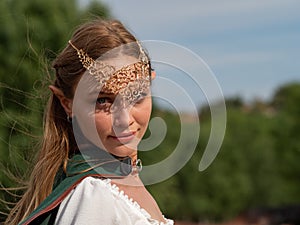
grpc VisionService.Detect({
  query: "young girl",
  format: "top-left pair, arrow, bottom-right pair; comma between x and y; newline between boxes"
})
5,19 -> 173,225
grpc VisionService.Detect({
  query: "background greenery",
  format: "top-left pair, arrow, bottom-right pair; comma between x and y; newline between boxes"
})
0,0 -> 299,223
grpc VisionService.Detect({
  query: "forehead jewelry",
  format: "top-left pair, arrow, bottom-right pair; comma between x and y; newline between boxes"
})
68,40 -> 150,107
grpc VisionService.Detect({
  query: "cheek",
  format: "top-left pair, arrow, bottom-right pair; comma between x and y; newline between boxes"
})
94,112 -> 112,135
74,106 -> 98,142
135,98 -> 152,128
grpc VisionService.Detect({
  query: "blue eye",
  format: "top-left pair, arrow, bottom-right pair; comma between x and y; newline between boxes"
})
96,97 -> 108,105
135,92 -> 148,103
95,96 -> 113,111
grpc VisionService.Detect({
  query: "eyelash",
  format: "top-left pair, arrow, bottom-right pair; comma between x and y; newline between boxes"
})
96,92 -> 149,108
135,92 -> 148,103
96,97 -> 111,105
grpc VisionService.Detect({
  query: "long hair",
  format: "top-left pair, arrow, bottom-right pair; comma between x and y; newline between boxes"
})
5,19 -> 140,225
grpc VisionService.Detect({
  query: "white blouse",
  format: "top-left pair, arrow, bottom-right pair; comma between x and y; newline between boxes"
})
55,177 -> 174,225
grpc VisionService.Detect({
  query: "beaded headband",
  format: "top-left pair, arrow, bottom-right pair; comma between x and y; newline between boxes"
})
68,40 -> 151,107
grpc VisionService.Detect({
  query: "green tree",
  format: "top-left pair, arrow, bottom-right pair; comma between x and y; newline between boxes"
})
270,83 -> 300,205
0,0 -> 109,220
145,86 -> 300,222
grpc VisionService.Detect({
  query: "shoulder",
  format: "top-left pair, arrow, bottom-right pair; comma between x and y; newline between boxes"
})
63,176 -> 114,201
55,177 -> 119,224
55,176 -> 152,225
55,176 -> 172,225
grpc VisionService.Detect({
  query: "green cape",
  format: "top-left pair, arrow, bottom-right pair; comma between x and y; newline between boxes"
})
19,152 -> 131,225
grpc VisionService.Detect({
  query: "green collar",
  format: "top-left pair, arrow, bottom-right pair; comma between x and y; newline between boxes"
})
66,150 -> 132,177
20,150 -> 132,225
52,148 -> 133,189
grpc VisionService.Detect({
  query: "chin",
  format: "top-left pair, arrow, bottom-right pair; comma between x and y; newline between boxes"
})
107,146 -> 137,158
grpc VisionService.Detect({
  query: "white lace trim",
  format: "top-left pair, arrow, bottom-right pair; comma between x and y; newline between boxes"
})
100,178 -> 174,225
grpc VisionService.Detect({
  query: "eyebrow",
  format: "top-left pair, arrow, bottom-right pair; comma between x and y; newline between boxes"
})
88,89 -> 114,95
98,91 -> 115,96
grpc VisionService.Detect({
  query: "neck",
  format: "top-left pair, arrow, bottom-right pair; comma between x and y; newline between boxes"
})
129,151 -> 138,165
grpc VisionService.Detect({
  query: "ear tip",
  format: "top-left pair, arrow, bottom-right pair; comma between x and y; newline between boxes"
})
48,85 -> 55,93
151,71 -> 156,80
49,85 -> 64,96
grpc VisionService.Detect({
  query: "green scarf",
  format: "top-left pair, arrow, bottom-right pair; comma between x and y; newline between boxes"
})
19,151 -> 131,225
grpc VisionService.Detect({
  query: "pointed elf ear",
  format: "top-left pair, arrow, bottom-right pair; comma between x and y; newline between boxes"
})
151,70 -> 156,80
49,85 -> 73,117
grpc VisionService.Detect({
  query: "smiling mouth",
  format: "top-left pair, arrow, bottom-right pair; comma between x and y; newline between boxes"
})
109,131 -> 136,143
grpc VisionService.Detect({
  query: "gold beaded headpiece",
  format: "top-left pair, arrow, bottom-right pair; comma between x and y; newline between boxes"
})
68,40 -> 151,107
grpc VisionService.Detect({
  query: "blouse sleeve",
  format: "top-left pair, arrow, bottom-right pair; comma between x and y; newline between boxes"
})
54,177 -> 120,225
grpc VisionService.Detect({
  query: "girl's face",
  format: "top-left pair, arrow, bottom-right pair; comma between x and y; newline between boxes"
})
72,59 -> 152,159
93,90 -> 152,158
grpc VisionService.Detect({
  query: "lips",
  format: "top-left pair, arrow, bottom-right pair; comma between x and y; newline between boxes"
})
109,131 -> 136,143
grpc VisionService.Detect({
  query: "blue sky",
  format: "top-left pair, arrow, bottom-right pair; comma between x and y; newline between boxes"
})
82,0 -> 300,112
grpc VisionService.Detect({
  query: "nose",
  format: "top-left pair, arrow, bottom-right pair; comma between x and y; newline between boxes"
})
112,107 -> 133,129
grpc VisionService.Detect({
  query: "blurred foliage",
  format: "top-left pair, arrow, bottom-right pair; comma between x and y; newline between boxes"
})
0,0 -> 109,221
144,82 -> 300,222
0,0 -> 300,223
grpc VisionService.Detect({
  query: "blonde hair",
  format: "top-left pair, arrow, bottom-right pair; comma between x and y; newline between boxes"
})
5,19 -> 141,225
